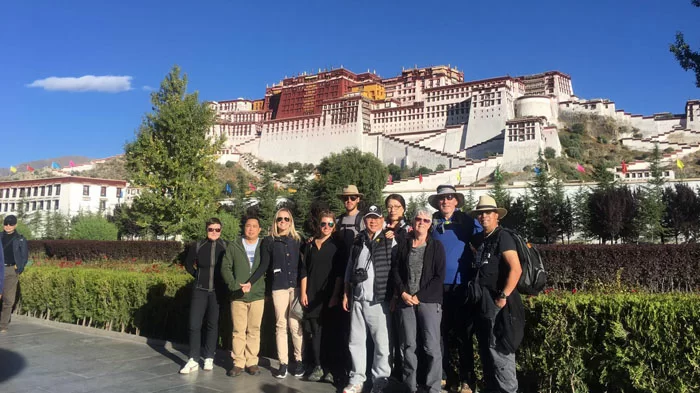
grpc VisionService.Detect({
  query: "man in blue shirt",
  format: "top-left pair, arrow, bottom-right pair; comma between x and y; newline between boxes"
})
429,185 -> 483,393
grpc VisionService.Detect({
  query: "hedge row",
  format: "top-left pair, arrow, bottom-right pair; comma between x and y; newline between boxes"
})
538,244 -> 700,292
17,267 -> 700,392
28,240 -> 184,262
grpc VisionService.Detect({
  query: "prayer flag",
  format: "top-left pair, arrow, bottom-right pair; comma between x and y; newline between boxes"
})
10,166 -> 17,173
621,161 -> 628,174
677,159 -> 685,170
576,163 -> 586,173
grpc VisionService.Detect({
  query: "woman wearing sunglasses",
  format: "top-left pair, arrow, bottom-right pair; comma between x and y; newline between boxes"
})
181,218 -> 228,374
391,210 -> 446,393
300,210 -> 346,384
243,208 -> 306,379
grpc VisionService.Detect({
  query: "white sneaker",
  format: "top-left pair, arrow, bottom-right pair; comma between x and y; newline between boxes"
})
179,358 -> 199,374
203,358 -> 214,371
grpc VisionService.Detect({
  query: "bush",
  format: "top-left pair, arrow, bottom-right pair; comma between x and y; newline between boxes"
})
70,214 -> 118,240
571,123 -> 586,135
543,147 -> 556,159
538,244 -> 700,292
28,240 -> 183,262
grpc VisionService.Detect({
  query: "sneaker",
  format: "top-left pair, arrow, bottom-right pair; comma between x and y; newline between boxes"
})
275,364 -> 288,379
0,328 -> 7,334
203,358 -> 214,371
322,372 -> 335,384
179,358 -> 199,374
246,365 -> 260,375
292,362 -> 305,378
308,365 -> 324,382
343,383 -> 363,393
227,366 -> 243,377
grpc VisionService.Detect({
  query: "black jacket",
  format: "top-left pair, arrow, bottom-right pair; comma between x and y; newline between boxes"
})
0,231 -> 28,274
392,235 -> 446,304
249,235 -> 306,292
349,230 -> 394,302
184,239 -> 227,292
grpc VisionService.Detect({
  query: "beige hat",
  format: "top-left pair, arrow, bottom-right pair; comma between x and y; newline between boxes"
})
428,185 -> 465,210
337,185 -> 364,199
468,195 -> 508,218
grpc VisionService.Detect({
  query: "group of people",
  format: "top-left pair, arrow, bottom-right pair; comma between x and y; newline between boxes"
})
182,184 -> 525,393
0,215 -> 29,334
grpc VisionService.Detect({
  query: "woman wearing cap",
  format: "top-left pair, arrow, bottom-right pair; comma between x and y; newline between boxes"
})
243,208 -> 306,379
392,209 -> 446,393
300,210 -> 346,383
468,195 -> 524,393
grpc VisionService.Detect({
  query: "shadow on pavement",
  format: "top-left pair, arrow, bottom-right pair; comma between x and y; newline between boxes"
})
0,348 -> 27,383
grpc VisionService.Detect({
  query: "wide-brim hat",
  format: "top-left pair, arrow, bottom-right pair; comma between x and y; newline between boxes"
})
468,195 -> 508,219
428,185 -> 465,210
337,185 -> 364,199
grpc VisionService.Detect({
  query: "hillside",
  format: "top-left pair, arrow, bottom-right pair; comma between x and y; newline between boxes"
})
0,156 -> 92,178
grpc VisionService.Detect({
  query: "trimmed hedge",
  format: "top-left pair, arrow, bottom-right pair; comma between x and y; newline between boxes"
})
28,240 -> 183,262
17,266 -> 700,392
539,244 -> 700,292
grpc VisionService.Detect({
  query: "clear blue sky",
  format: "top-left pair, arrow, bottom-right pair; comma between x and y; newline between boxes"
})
2,0 -> 699,168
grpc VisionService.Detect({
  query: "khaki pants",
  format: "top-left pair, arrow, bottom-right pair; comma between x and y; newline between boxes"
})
271,288 -> 303,365
1,267 -> 18,330
231,299 -> 265,368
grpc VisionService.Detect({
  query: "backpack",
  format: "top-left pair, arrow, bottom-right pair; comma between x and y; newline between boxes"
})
500,228 -> 547,295
337,212 -> 363,234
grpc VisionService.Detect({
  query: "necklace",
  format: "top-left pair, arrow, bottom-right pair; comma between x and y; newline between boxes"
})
484,227 -> 498,239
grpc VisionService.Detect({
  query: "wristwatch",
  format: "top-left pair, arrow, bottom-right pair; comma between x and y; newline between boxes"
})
497,290 -> 507,300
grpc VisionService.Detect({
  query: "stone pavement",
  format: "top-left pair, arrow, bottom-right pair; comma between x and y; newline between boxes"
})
0,316 -> 340,393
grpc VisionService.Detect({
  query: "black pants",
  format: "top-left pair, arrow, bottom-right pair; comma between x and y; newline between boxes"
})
441,286 -> 476,388
189,289 -> 220,359
304,318 -> 323,368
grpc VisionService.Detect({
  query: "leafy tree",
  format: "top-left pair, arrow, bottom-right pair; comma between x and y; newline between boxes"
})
180,210 -> 240,242
70,213 -> 119,241
463,189 -> 477,212
252,172 -> 282,234
406,193 -> 429,221
587,186 -> 637,243
592,162 -> 616,190
16,198 -> 28,220
315,148 -> 387,214
27,210 -> 45,238
544,147 -> 556,160
637,144 -> 667,242
502,194 -> 531,239
435,164 -> 446,172
560,196 -> 575,243
572,187 -> 593,240
44,211 -> 70,239
15,220 -> 34,240
670,0 -> 700,87
289,170 -> 315,237
491,165 -> 511,212
387,163 -> 402,182
662,183 -> 700,243
125,65 -> 222,238
571,123 -> 585,135
110,205 -> 146,240
529,155 -> 559,243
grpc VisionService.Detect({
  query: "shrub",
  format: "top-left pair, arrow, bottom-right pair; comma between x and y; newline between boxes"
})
543,147 -> 556,159
70,214 -> 118,240
28,240 -> 183,262
571,123 -> 586,135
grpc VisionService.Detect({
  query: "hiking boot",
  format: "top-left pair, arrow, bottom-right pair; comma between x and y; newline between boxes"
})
343,383 -> 363,393
203,358 -> 214,371
246,365 -> 260,375
275,363 -> 288,379
179,358 -> 199,374
292,362 -> 305,378
308,365 -> 324,382
227,366 -> 243,377
322,371 -> 335,384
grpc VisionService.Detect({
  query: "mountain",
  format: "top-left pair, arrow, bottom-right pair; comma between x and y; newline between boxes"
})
0,156 -> 93,178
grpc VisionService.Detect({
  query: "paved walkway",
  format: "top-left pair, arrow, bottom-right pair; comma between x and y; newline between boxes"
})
0,316 -> 340,393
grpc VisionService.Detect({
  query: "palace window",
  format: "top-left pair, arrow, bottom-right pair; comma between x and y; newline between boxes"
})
83,185 -> 90,196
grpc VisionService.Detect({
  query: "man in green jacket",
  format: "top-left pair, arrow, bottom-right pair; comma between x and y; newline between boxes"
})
221,216 -> 265,377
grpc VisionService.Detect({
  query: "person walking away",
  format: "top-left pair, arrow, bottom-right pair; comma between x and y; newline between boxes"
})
181,218 -> 228,374
221,216 -> 265,377
392,210 -> 445,393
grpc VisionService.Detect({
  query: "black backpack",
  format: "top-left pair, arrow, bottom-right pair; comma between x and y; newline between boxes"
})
500,228 -> 547,295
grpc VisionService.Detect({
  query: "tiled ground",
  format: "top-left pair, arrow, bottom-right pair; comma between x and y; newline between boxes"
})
0,317 -> 342,393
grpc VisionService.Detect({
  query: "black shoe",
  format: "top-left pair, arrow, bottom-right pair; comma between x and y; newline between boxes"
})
227,366 -> 243,377
275,364 -> 288,379
292,362 -> 305,378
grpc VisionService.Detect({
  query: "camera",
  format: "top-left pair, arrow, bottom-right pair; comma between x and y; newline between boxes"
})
350,268 -> 369,285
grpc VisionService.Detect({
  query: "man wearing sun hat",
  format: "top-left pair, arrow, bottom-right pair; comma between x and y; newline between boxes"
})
468,195 -> 524,393
336,185 -> 365,242
428,185 -> 483,393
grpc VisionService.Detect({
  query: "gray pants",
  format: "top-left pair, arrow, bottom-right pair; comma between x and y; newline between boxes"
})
348,300 -> 391,386
398,302 -> 442,393
477,293 -> 518,393
1,267 -> 19,329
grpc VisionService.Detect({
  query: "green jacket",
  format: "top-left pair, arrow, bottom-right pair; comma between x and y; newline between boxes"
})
221,237 -> 265,302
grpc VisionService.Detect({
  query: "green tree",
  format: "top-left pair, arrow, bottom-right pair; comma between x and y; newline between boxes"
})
463,189 -> 477,212
27,210 -> 45,238
491,165 -> 511,212
180,210 -> 240,242
253,172 -> 282,234
125,65 -> 222,238
406,193 -> 429,220
637,144 -> 667,242
44,211 -> 70,239
502,194 -> 532,239
15,220 -> 34,240
387,163 -> 402,182
316,148 -> 388,214
592,162 -> 616,190
289,170 -> 315,237
670,0 -> 700,87
544,147 -> 556,160
662,183 -> 700,243
529,155 -> 559,243
70,213 -> 119,241
110,205 -> 146,240
572,187 -> 593,240
435,164 -> 446,172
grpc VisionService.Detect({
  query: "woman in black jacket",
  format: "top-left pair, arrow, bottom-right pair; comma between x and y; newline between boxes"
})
181,218 -> 228,374
392,209 -> 446,393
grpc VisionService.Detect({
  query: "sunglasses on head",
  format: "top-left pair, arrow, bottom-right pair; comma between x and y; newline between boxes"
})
438,194 -> 456,201
207,227 -> 221,233
342,195 -> 359,202
414,217 -> 431,225
320,222 -> 335,228
276,216 -> 291,222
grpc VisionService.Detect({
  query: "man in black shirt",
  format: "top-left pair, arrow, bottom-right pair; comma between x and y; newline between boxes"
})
1,215 -> 29,333
468,196 -> 523,393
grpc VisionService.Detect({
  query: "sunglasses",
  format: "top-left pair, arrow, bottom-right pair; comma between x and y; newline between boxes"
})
276,216 -> 291,222
438,194 -> 456,201
414,217 -> 431,225
476,210 -> 498,216
320,222 -> 335,228
342,196 -> 359,202
207,227 -> 221,233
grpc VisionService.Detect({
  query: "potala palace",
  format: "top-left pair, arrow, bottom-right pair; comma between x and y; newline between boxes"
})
209,65 -> 700,189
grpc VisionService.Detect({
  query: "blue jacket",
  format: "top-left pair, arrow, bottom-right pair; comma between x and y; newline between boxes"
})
0,244 -> 4,293
431,210 -> 483,285
0,231 -> 28,274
